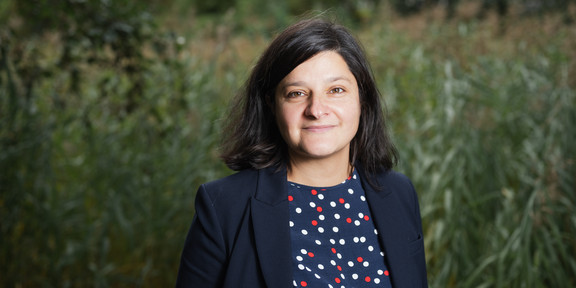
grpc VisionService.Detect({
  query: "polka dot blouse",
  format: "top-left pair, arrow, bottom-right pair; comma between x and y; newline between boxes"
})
288,170 -> 393,288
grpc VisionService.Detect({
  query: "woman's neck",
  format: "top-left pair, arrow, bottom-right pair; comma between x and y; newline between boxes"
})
287,155 -> 353,187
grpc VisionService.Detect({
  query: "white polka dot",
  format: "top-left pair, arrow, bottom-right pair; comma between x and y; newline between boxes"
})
358,213 -> 364,218
334,213 -> 341,219
363,261 -> 369,267
344,203 -> 350,209
315,240 -> 322,245
348,261 -> 354,267
380,252 -> 384,256
354,220 -> 360,226
352,274 -> 358,280
368,245 -> 374,251
330,260 -> 336,266
318,264 -> 325,270
295,207 -> 302,213
296,256 -> 303,261
374,229 -> 378,235
301,229 -> 308,235
330,239 -> 336,244
309,202 -> 316,208
318,227 -> 325,233
330,201 -> 336,207
293,280 -> 297,287
315,273 -> 321,279
298,264 -> 305,270
377,270 -> 384,275
305,266 -> 311,272
353,237 -> 359,243
360,236 -> 366,243
348,188 -> 354,194
318,194 -> 324,200
340,274 -> 345,279
374,278 -> 381,284
300,249 -> 307,254
353,174 -> 357,179
328,285 -> 333,288
339,239 -> 346,245
360,196 -> 366,201
319,215 -> 325,220
333,227 -> 339,233
289,221 -> 294,227
337,253 -> 342,259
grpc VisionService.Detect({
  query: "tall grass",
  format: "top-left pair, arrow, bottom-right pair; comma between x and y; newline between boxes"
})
1,4 -> 575,287
365,17 -> 576,287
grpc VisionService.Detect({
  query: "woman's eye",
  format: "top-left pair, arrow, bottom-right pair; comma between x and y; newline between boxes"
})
287,91 -> 305,98
330,87 -> 345,94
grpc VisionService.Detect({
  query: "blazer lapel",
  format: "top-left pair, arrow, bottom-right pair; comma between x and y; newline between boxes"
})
251,166 -> 293,288
357,168 -> 410,287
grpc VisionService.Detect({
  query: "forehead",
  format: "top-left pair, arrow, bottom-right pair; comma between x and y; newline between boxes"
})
279,51 -> 356,84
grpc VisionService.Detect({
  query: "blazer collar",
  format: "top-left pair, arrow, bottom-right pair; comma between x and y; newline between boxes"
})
251,165 -> 293,288
254,165 -> 288,205
357,166 -> 416,288
355,163 -> 394,198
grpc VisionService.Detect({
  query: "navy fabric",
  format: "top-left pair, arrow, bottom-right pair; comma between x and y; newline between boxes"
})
175,165 -> 428,288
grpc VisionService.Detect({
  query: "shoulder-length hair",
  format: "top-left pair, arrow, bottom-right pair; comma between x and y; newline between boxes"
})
220,18 -> 398,178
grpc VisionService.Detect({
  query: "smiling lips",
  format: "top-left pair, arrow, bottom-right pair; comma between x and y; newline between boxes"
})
303,125 -> 336,133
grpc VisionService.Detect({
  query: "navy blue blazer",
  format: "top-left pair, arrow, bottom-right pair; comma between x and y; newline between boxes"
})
176,165 -> 428,288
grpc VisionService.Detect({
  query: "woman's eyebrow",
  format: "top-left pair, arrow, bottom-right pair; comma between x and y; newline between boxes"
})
325,76 -> 352,84
281,76 -> 352,89
281,81 -> 307,88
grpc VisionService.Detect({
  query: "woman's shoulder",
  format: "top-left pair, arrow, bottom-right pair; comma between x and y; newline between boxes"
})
195,168 -> 261,208
378,169 -> 413,185
357,165 -> 413,188
204,168 -> 258,189
360,167 -> 417,198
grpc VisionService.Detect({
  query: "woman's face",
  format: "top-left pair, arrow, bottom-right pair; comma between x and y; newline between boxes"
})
275,51 -> 361,164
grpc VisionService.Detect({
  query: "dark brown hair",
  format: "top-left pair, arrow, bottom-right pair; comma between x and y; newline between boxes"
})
220,18 -> 398,178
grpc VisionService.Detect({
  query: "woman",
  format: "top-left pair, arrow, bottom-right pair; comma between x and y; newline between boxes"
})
176,18 -> 428,288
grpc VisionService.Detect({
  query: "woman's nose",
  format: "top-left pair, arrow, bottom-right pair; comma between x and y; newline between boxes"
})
305,95 -> 328,119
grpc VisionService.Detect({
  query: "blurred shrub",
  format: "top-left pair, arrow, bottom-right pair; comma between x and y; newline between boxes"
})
390,0 -> 427,15
192,0 -> 236,14
1,0 -> 230,286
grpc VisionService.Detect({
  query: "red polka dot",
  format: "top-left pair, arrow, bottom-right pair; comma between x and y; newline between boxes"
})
346,218 -> 352,223
316,207 -> 323,212
301,281 -> 307,287
331,247 -> 337,254
311,189 -> 318,195
357,257 -> 364,262
337,265 -> 342,271
339,198 -> 345,204
384,270 -> 390,276
321,189 -> 326,191
335,278 -> 341,284
288,195 -> 293,201
308,252 -> 314,257
365,276 -> 371,282
364,215 -> 370,221
311,220 -> 318,226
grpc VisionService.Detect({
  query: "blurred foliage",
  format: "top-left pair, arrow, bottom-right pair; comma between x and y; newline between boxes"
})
1,0 -> 575,287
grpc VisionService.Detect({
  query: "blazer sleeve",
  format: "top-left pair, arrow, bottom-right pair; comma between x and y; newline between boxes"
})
176,184 -> 227,288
